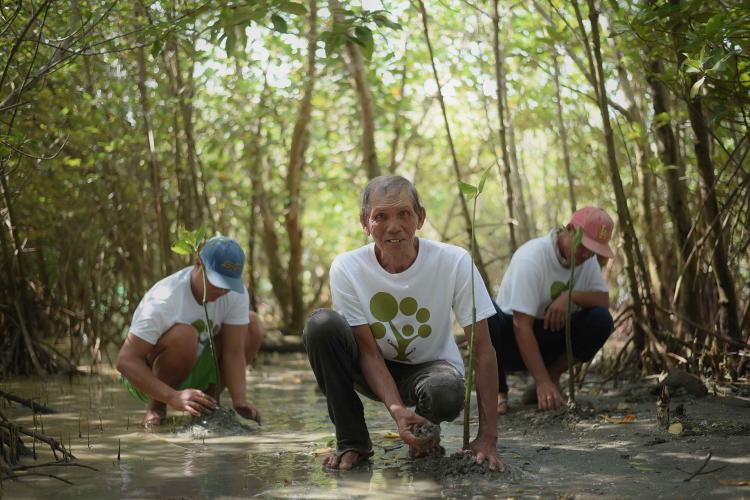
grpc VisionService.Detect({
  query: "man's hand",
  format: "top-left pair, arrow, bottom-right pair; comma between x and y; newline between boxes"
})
468,435 -> 507,472
544,292 -> 568,331
233,400 -> 262,424
537,380 -> 565,411
167,389 -> 217,417
391,406 -> 428,450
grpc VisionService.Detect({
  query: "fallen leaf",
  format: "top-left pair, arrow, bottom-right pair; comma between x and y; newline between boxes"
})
599,414 -> 637,424
384,431 -> 401,439
312,447 -> 334,456
668,422 -> 683,434
718,480 -> 750,486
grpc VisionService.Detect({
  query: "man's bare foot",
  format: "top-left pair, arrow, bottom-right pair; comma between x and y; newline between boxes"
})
142,405 -> 166,428
497,393 -> 509,415
322,449 -> 373,471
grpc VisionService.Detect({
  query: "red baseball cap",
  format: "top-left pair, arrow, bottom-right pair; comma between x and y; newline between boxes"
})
569,206 -> 615,258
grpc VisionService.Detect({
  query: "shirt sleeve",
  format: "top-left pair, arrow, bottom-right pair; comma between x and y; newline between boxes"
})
503,257 -> 545,317
129,296 -> 170,345
223,289 -> 250,325
452,251 -> 496,327
330,256 -> 368,326
575,258 -> 609,293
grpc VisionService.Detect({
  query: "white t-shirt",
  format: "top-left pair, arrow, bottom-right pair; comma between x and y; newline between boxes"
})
129,267 -> 249,356
330,238 -> 495,375
496,230 -> 608,318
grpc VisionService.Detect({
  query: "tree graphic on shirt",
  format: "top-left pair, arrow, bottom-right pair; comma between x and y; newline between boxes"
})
191,318 -> 220,348
369,292 -> 432,361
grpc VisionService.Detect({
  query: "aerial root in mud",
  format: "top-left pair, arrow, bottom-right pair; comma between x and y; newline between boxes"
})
0,409 -> 92,485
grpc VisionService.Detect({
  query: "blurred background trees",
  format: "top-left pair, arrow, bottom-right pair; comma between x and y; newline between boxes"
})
1,0 -> 748,381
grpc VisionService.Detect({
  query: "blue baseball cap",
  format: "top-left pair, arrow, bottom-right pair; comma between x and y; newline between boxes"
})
199,236 -> 245,294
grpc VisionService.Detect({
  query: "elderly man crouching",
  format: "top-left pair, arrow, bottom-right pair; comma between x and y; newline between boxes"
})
304,175 -> 505,471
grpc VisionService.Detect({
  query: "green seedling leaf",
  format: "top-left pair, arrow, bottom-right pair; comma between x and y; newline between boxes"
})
171,240 -> 194,255
151,39 -> 163,58
277,1 -> 307,16
573,226 -> 583,247
458,181 -> 477,198
477,167 -> 492,195
271,14 -> 288,33
195,224 -> 208,248
355,26 -> 373,45
690,76 -> 706,99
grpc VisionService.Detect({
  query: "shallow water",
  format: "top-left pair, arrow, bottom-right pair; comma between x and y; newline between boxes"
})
2,353 -> 541,499
6,354 -> 748,498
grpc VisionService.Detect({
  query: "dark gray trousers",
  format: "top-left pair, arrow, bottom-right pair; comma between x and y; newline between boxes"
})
303,309 -> 465,453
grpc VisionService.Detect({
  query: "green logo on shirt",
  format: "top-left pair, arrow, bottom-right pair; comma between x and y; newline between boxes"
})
191,319 -> 220,345
369,292 -> 432,361
550,280 -> 571,301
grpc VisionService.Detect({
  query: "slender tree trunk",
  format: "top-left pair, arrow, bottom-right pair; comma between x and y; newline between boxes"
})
388,44 -> 408,174
417,0 -> 490,288
134,21 -> 169,275
552,49 -> 576,212
162,37 -> 191,227
646,53 -> 705,335
669,0 -> 741,340
178,45 -> 215,226
330,0 -> 379,179
285,0 -> 318,332
578,0 -> 660,363
491,0 -> 517,252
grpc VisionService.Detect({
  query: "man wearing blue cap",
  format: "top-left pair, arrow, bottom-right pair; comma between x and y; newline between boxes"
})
117,236 -> 264,427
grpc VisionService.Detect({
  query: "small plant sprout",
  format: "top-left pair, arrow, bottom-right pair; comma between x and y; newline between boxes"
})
170,224 -> 221,398
457,166 -> 492,450
564,225 -> 584,405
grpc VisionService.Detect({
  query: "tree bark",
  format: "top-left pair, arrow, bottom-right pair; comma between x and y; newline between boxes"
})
134,12 -> 170,275
552,49 -> 576,212
645,53 -> 705,336
285,0 -> 318,332
417,0 -> 490,288
330,0 -> 379,179
578,0 -> 660,362
492,0 -> 517,252
669,0 -> 741,340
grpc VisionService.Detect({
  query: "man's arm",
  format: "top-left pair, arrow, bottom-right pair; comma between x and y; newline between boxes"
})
465,319 -> 505,470
512,312 -> 565,411
544,290 -> 609,331
220,323 -> 260,423
351,324 -> 425,449
116,333 -> 215,416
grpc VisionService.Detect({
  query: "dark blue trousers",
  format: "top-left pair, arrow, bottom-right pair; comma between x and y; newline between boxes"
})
487,303 -> 613,393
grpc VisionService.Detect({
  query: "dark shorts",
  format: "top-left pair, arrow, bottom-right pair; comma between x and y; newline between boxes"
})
487,302 -> 613,393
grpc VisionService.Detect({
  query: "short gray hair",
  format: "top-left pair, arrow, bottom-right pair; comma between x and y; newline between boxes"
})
360,175 -> 422,225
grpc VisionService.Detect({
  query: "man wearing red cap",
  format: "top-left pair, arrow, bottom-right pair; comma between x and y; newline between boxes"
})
117,236 -> 265,427
489,207 -> 615,414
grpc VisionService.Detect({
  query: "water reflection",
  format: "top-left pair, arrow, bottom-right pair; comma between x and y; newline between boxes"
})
3,353 -> 541,498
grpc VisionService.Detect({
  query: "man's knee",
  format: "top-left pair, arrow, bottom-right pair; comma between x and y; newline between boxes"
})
303,309 -> 349,352
149,324 -> 199,367
573,306 -> 614,361
246,311 -> 264,362
420,371 -> 464,423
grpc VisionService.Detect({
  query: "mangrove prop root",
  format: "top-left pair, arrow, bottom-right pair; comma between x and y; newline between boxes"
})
0,390 -> 57,414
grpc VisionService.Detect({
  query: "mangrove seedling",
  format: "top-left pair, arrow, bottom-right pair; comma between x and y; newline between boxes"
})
564,225 -> 583,404
457,166 -> 491,450
170,224 -> 221,398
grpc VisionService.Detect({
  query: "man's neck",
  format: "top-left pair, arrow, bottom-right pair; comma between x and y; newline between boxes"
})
375,238 -> 420,274
553,228 -> 571,268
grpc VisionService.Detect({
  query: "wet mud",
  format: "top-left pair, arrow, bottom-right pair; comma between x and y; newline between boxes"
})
2,353 -> 749,498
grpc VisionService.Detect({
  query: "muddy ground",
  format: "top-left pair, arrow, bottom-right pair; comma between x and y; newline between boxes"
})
1,352 -> 749,498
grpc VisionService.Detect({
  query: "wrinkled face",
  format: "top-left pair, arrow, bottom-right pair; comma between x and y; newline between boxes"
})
562,226 -> 595,266
363,188 -> 425,258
